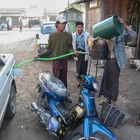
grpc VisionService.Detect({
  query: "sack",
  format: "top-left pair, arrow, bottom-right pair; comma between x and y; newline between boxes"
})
127,40 -> 137,47
89,38 -> 109,60
126,36 -> 137,47
100,102 -> 125,128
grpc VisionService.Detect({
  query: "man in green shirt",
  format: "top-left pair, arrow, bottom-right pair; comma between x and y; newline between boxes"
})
38,15 -> 73,88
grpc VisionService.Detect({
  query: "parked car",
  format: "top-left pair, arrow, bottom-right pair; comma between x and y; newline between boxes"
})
36,22 -> 72,55
0,54 -> 17,127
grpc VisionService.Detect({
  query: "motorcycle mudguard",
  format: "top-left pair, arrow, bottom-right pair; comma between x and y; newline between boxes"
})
91,120 -> 117,140
83,118 -> 117,140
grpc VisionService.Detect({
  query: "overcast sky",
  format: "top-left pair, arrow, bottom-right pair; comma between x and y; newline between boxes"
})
0,0 -> 76,12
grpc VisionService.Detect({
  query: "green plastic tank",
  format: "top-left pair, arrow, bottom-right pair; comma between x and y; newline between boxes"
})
92,15 -> 124,39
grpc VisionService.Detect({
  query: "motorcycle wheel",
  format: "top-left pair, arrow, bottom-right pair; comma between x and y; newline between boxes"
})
70,133 -> 82,140
92,132 -> 112,140
69,133 -> 101,140
65,123 -> 83,140
70,132 -> 109,140
66,124 -> 112,140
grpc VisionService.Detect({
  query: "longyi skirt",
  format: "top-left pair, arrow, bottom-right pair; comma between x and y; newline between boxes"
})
99,58 -> 120,101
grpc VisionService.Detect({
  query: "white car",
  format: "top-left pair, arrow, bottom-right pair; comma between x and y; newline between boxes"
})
36,22 -> 72,54
0,54 -> 17,127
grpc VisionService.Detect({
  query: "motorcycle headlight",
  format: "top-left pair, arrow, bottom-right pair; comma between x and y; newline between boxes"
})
92,82 -> 99,92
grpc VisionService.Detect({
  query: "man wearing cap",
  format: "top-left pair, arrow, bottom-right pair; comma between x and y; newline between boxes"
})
37,15 -> 73,89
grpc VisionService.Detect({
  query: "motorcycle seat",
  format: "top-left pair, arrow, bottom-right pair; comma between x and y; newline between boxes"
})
39,70 -> 69,97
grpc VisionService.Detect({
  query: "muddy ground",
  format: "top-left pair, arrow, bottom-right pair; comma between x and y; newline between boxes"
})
0,38 -> 83,140
0,38 -> 140,140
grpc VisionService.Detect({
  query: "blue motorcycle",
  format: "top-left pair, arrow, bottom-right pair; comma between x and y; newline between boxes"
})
67,75 -> 117,140
31,70 -> 117,140
31,70 -> 84,139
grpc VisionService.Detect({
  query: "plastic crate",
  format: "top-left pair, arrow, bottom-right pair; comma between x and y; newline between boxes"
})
100,102 -> 125,128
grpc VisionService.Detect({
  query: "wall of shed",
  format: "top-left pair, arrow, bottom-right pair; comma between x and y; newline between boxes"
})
85,0 -> 128,34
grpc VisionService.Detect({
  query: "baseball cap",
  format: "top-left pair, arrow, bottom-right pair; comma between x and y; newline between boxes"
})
56,15 -> 67,23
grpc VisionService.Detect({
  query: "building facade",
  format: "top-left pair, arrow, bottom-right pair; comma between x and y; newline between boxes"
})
0,8 -> 26,27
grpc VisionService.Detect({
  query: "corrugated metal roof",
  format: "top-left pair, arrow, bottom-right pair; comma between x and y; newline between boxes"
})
59,5 -> 83,13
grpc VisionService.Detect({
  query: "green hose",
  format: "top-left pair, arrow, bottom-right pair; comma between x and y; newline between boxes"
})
15,51 -> 86,68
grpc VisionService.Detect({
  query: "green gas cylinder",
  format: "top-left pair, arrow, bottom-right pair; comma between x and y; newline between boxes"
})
92,15 -> 124,39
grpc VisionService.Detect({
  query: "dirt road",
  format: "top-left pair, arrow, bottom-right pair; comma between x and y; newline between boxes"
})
0,38 -> 80,140
0,35 -> 140,140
